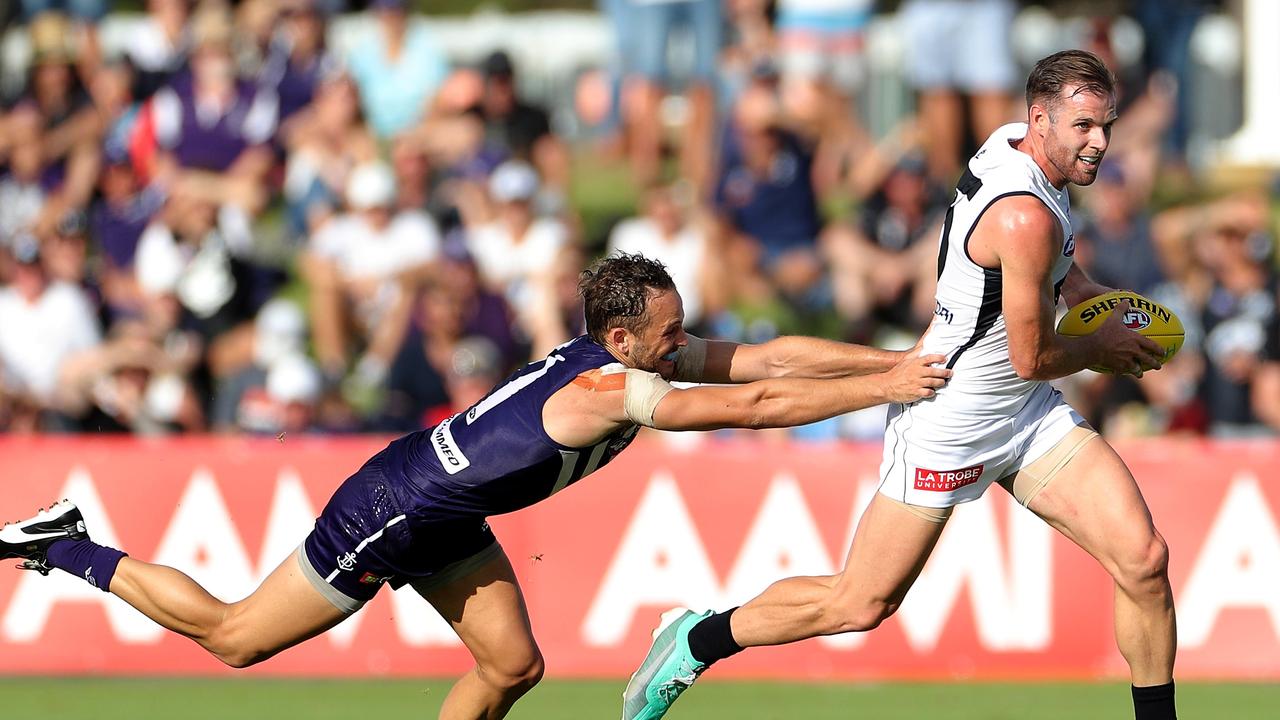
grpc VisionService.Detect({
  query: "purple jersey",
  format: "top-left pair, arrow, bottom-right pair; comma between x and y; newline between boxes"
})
383,335 -> 639,520
301,335 -> 640,605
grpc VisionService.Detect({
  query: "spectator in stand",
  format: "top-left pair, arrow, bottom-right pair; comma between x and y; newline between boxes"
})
127,0 -> 191,99
259,0 -> 339,122
217,341 -> 328,437
1074,162 -> 1167,296
132,193 -> 272,375
303,161 -> 442,383
89,56 -> 143,172
463,160 -> 573,349
617,0 -> 721,190
713,83 -> 829,320
824,151 -> 946,334
466,50 -> 570,201
346,0 -> 449,140
54,314 -> 207,434
17,1 -> 106,41
92,143 -> 167,319
1187,198 -> 1275,436
1133,0 -> 1211,164
389,133 -> 435,217
607,181 -> 724,333
4,14 -> 101,237
774,0 -> 874,193
41,209 -> 93,291
211,297 -> 307,431
146,3 -> 278,218
258,353 -> 325,435
0,111 -> 52,243
1086,193 -> 1272,438
0,233 -> 101,425
379,276 -> 487,432
440,336 -> 504,415
898,0 -> 1017,183
281,73 -> 378,240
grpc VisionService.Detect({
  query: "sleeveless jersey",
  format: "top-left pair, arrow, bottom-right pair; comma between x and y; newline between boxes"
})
382,336 -> 639,520
919,122 -> 1075,421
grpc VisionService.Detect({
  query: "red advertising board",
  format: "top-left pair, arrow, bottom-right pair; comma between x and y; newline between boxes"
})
1,436 -> 1278,679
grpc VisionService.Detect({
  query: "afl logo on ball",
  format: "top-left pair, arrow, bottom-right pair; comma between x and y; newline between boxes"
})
1123,310 -> 1151,330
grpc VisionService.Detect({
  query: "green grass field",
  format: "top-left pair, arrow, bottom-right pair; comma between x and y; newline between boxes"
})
2,678 -> 1276,719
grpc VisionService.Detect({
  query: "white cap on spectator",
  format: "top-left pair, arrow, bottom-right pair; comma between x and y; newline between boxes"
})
488,161 -> 539,203
346,162 -> 396,210
266,353 -> 323,405
255,298 -> 306,367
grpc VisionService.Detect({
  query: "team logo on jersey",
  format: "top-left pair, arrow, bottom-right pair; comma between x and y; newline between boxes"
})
1123,310 -> 1152,330
337,552 -> 357,571
1063,233 -> 1076,257
914,464 -> 985,492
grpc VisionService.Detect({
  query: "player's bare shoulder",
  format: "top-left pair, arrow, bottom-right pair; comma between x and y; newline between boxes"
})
970,194 -> 1062,270
542,367 -> 632,447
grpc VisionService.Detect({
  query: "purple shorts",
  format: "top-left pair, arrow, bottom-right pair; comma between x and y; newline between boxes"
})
299,451 -> 499,613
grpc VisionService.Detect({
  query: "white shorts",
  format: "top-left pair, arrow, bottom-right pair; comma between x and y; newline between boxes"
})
877,384 -> 1086,508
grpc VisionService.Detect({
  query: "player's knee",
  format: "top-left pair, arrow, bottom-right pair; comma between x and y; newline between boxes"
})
207,630 -> 269,669
216,647 -> 266,670
839,600 -> 899,633
480,649 -> 545,694
820,589 -> 898,634
1115,532 -> 1170,593
205,615 -> 271,669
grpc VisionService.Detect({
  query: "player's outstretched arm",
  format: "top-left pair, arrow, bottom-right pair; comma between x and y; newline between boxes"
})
697,336 -> 905,384
651,353 -> 950,432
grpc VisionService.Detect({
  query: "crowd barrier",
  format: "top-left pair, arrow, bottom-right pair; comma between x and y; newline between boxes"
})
1,436 -> 1277,679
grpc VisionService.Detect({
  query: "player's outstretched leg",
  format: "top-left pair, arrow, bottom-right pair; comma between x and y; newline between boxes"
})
413,547 -> 545,720
1021,437 -> 1177,720
621,494 -> 949,720
2,500 -> 348,668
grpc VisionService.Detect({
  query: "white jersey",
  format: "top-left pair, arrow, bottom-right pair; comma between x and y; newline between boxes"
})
878,123 -> 1083,508
922,122 -> 1074,420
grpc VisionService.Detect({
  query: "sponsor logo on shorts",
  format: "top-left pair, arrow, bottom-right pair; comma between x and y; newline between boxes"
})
336,552 -> 357,571
359,572 -> 392,585
431,416 -> 471,475
914,463 -> 985,492
1123,310 -> 1151,330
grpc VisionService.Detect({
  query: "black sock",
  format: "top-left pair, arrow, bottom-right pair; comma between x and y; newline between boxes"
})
1132,681 -> 1176,720
686,608 -> 743,666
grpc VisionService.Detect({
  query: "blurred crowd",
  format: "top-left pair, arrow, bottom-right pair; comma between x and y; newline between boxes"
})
1,0 -> 1272,442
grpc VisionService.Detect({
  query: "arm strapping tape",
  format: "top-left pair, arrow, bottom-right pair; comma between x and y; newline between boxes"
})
673,334 -> 708,382
623,368 -> 676,427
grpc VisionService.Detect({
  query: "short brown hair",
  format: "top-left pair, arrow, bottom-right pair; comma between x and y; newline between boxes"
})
579,253 -> 677,344
1025,50 -> 1116,114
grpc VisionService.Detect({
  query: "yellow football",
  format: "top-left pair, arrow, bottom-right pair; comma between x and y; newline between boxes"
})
1056,291 -> 1184,373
